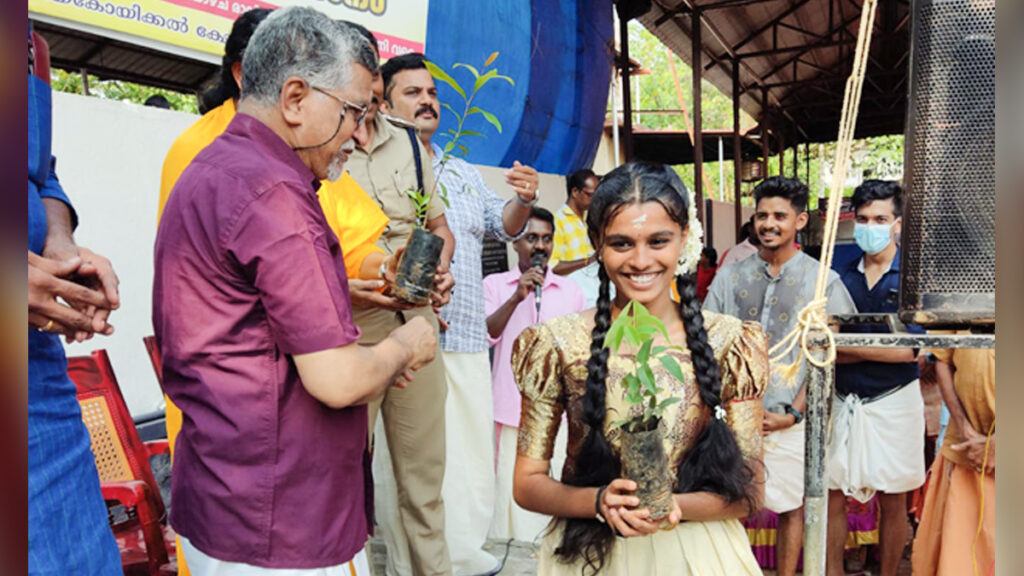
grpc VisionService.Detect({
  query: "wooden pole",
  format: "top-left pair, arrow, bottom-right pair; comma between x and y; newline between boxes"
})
620,15 -> 634,161
733,61 -> 744,241
692,10 -> 706,232
761,87 -> 770,177
803,332 -> 834,576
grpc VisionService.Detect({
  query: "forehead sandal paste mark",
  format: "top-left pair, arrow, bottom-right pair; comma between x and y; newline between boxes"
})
631,212 -> 648,230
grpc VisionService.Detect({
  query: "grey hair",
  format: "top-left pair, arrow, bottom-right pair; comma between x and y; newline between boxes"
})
240,6 -> 378,105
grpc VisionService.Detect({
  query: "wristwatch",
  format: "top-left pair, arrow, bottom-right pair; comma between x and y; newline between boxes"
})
515,192 -> 538,207
782,404 -> 804,425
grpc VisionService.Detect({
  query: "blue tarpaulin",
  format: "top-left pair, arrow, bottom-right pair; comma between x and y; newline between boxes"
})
425,0 -> 613,175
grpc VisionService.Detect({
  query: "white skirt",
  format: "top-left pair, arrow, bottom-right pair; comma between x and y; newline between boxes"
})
828,380 -> 926,502
536,517 -> 761,575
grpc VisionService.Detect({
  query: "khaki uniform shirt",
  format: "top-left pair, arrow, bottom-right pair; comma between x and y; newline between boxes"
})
347,113 -> 446,342
347,114 -> 444,255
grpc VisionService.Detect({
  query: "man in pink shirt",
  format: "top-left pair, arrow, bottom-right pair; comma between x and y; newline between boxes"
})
483,207 -> 586,541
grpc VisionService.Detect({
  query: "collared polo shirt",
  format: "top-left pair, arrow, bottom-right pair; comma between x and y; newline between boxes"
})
551,204 -> 593,265
347,114 -> 443,256
153,114 -> 367,569
483,267 -> 586,427
835,249 -> 922,399
704,250 -> 857,411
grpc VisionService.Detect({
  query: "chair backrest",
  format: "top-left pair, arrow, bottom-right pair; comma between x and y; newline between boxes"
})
67,350 -> 166,519
142,336 -> 162,384
30,30 -> 50,83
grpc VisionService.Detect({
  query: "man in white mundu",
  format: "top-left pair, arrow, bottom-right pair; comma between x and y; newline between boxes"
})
827,180 -> 925,576
704,176 -> 857,576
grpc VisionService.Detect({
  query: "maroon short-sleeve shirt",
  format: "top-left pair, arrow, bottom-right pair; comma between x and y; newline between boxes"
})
153,114 -> 368,568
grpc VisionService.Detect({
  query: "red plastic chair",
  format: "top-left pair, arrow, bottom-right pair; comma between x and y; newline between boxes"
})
31,30 -> 50,83
143,335 -> 163,383
67,350 -> 176,576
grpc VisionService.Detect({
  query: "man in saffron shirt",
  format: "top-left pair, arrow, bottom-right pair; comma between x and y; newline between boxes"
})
153,8 -> 435,572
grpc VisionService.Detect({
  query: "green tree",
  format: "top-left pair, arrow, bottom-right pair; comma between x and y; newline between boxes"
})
616,23 -> 905,209
50,68 -> 199,114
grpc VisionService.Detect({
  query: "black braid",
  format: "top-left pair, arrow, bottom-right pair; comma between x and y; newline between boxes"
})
554,265 -> 619,574
674,273 -> 755,509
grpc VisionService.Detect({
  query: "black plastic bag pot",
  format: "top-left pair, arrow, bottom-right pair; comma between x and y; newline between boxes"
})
392,227 -> 444,305
620,426 -> 674,520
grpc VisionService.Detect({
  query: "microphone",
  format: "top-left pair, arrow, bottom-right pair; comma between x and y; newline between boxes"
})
530,252 -> 545,315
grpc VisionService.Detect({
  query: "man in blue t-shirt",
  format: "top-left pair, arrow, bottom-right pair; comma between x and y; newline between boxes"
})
827,180 -> 925,576
28,23 -> 122,575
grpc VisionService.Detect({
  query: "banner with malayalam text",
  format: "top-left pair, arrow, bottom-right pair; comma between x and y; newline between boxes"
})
29,0 -> 428,61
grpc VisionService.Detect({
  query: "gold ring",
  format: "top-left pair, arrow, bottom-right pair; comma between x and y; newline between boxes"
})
38,320 -> 54,333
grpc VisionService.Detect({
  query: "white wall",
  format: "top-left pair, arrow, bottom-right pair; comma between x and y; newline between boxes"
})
473,164 -> 567,270
51,92 -> 198,416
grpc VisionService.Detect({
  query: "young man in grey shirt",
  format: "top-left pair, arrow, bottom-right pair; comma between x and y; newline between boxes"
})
704,176 -> 856,576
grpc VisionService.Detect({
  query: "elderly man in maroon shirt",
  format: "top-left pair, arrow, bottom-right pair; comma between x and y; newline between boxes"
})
152,7 -> 436,574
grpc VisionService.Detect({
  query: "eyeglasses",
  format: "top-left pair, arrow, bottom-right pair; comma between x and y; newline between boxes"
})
313,86 -> 368,128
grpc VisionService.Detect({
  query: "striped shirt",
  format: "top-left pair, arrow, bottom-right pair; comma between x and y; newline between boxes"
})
434,143 -> 525,352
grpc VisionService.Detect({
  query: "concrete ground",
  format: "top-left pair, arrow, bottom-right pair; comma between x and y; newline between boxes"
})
368,535 -> 914,576
155,454 -> 911,575
368,537 -> 539,576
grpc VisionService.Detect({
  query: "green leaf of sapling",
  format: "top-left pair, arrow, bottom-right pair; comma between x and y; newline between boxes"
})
637,324 -> 658,336
424,60 -> 466,100
622,324 -> 641,348
658,355 -> 687,383
604,319 -> 625,353
477,109 -> 503,134
639,364 -> 657,395
636,338 -> 654,367
440,102 -> 461,123
474,69 -> 498,92
453,62 -> 480,78
657,397 -> 683,410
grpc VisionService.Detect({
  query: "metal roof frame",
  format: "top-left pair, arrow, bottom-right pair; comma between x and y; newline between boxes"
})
636,0 -> 911,146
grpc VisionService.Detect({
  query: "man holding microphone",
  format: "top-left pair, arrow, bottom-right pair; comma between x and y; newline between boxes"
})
483,207 -> 585,541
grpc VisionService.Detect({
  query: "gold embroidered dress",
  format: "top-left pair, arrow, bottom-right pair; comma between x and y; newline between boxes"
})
512,311 -> 768,575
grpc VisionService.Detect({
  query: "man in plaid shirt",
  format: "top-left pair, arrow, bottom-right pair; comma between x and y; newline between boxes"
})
381,53 -> 541,576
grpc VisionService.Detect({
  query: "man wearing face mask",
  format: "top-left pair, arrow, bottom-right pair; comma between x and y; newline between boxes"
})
153,9 -> 437,573
827,180 -> 925,576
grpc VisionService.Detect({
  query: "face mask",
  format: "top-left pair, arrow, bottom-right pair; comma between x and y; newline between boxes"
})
853,222 -> 893,255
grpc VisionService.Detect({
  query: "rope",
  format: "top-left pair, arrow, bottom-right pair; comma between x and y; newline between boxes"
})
768,0 -> 879,379
973,419 -> 995,576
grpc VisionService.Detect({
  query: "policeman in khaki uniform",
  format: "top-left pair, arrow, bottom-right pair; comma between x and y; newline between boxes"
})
346,57 -> 457,574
